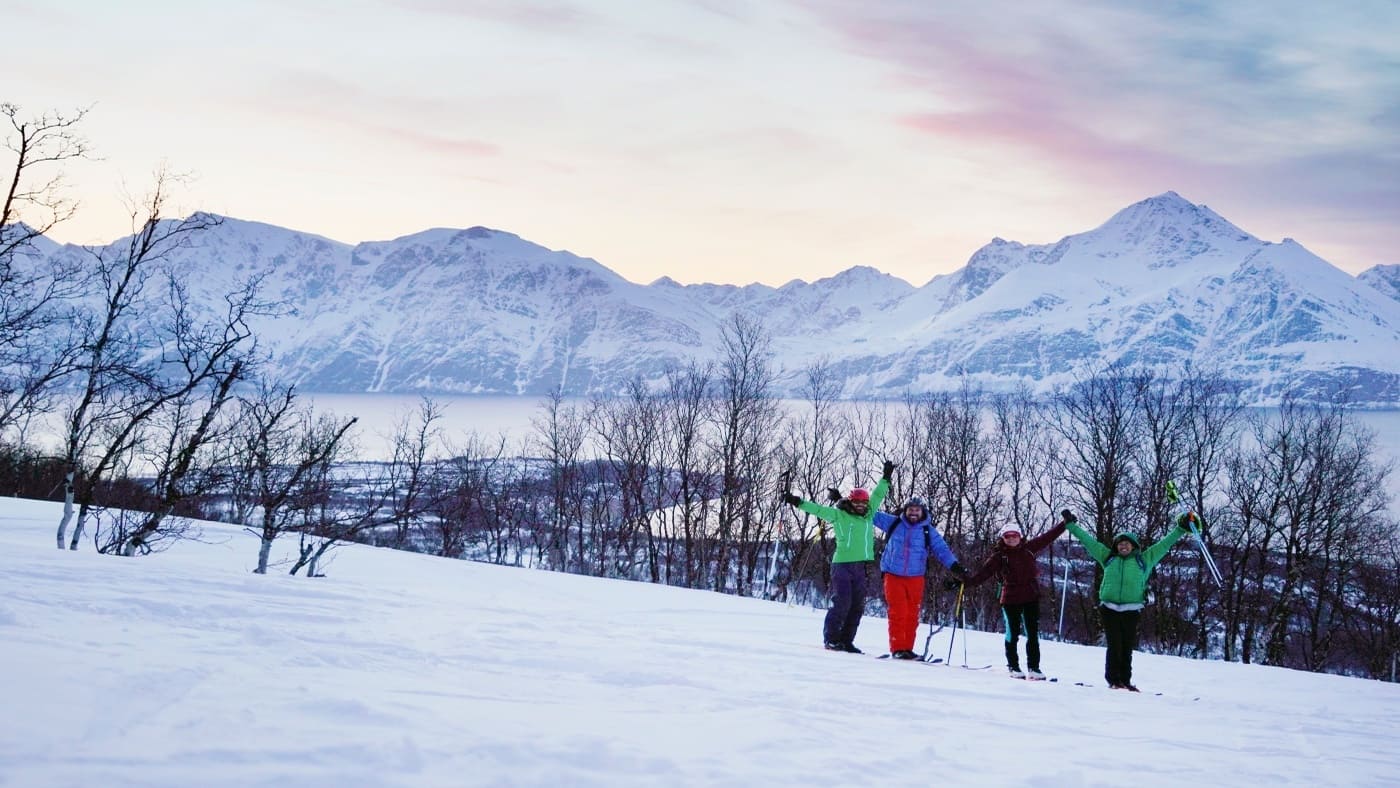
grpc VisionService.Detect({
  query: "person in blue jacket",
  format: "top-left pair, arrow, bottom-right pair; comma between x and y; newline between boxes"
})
874,496 -> 966,659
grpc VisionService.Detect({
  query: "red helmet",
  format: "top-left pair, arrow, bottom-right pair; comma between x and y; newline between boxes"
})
848,488 -> 871,503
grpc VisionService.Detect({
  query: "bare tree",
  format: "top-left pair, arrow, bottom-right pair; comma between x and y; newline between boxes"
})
1048,366 -> 1144,545
432,430 -> 511,560
229,384 -> 358,574
0,103 -> 91,436
104,357 -> 247,556
707,312 -> 780,594
284,400 -> 446,576
54,171 -> 265,551
1,103 -> 91,260
991,384 -> 1061,534
383,397 -> 446,549
530,387 -> 588,572
658,361 -> 716,587
587,376 -> 666,581
773,358 -> 850,603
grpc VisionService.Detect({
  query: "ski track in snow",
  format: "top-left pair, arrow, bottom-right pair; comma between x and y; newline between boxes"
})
3,498 -> 1399,787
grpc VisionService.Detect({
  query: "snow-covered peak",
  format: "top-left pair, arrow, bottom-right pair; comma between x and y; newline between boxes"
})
0,221 -> 64,258
1086,192 -> 1256,262
815,265 -> 913,290
21,196 -> 1399,404
1359,264 -> 1400,303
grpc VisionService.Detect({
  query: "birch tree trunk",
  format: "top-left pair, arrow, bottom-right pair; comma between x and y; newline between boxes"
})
55,468 -> 75,549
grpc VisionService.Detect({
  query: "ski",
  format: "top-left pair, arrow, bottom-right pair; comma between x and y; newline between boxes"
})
1072,681 -> 1190,699
1012,675 -> 1058,683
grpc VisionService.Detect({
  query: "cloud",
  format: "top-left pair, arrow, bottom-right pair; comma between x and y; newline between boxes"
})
237,69 -> 503,160
797,0 -> 1400,259
381,0 -> 603,33
374,126 -> 502,159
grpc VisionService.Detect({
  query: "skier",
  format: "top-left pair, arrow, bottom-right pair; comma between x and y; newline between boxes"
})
1062,509 -> 1192,691
958,515 -> 1068,679
873,496 -> 965,659
781,460 -> 894,653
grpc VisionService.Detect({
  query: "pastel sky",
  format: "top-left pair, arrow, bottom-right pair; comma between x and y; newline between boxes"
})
4,0 -> 1397,285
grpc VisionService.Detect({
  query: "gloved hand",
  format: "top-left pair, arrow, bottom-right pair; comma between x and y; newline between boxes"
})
1060,509 -> 1076,524
881,459 -> 896,480
942,578 -> 963,591
781,492 -> 802,507
1178,511 -> 1202,532
949,561 -> 967,580
826,487 -> 843,503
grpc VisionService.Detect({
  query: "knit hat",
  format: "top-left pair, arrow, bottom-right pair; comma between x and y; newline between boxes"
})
848,488 -> 871,503
1000,524 -> 1022,538
902,496 -> 927,512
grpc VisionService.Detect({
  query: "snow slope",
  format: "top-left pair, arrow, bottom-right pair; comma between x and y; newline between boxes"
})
2,498 -> 1397,787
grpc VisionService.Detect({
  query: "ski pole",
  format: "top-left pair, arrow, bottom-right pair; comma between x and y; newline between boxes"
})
961,590 -> 969,667
1184,512 -> 1223,586
1166,481 -> 1224,587
1057,557 -> 1070,641
1166,481 -> 1223,585
945,583 -> 964,665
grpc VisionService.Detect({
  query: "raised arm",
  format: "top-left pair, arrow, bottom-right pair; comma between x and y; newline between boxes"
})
795,498 -> 841,523
1142,522 -> 1190,569
1063,515 -> 1109,566
869,461 -> 894,511
1025,520 -> 1068,554
872,511 -> 897,533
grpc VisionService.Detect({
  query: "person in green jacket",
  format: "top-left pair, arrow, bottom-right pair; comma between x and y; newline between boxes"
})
782,461 -> 894,653
1062,508 -> 1193,691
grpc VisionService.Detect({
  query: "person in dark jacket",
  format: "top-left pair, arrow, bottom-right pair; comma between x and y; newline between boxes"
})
782,461 -> 894,653
873,497 -> 965,659
960,513 -> 1069,679
1063,509 -> 1191,691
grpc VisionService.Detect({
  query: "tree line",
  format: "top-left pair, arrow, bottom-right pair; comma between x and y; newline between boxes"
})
3,102 -> 1397,681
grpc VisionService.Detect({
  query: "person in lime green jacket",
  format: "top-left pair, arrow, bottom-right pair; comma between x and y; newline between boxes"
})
782,461 -> 894,653
1062,508 -> 1192,691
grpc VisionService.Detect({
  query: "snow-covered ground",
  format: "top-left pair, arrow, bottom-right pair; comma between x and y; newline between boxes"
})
2,498 -> 1397,787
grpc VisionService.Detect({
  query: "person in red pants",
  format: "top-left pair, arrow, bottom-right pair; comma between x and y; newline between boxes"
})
960,513 -> 1069,679
873,497 -> 965,659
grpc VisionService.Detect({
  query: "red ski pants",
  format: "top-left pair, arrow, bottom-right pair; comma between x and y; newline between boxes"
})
883,573 -> 926,653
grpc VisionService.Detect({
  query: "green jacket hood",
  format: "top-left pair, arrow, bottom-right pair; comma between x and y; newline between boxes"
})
1113,532 -> 1141,548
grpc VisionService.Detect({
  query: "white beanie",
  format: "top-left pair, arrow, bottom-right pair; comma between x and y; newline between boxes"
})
1000,524 -> 1022,538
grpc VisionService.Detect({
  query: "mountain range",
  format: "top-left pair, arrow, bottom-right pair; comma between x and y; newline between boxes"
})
27,192 -> 1400,405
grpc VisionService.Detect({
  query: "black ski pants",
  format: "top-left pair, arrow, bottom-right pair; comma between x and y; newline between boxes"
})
1101,606 -> 1142,686
1001,600 -> 1041,672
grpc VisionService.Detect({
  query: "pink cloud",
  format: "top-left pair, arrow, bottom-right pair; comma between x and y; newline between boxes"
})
799,2 -> 1400,264
375,126 -> 502,158
238,70 -> 502,159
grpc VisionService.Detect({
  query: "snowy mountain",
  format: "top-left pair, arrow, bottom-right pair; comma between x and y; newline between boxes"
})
1360,263 -> 1400,303
3,497 -> 1397,786
29,192 -> 1400,404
